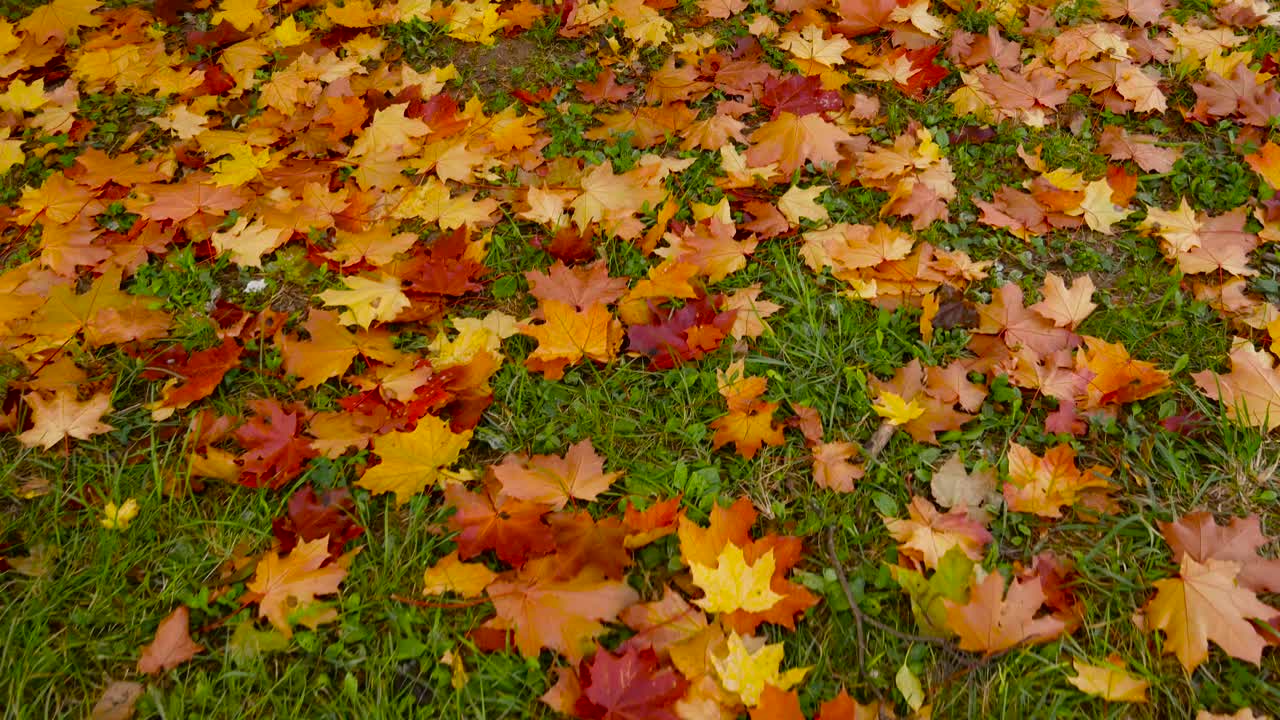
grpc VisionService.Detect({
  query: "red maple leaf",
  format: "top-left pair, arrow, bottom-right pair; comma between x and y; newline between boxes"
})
234,400 -> 317,489
761,75 -> 843,119
272,484 -> 364,558
626,295 -> 736,369
574,646 -> 687,720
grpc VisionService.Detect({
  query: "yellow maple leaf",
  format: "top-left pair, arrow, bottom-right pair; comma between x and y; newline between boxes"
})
447,0 -> 507,44
349,103 -> 429,157
357,415 -> 473,504
710,631 -> 810,707
317,274 -> 411,328
777,25 -> 850,68
211,217 -> 289,267
100,498 -> 139,530
689,543 -> 784,614
777,184 -> 829,225
270,15 -> 312,47
0,19 -> 20,55
19,0 -> 102,43
423,551 -> 498,598
0,128 -> 23,175
18,390 -> 114,449
211,0 -> 264,31
889,0 -> 944,38
519,300 -> 623,379
872,391 -> 925,426
1066,656 -> 1149,703
247,537 -> 350,637
1141,198 -> 1202,254
209,144 -> 272,187
611,0 -> 672,47
1069,179 -> 1130,235
0,79 -> 47,114
393,179 -> 498,229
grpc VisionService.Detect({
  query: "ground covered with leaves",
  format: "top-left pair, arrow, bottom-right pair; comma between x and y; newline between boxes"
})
3,0 -> 1280,718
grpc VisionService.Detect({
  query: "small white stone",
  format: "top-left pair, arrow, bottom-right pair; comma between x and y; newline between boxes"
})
245,278 -> 268,294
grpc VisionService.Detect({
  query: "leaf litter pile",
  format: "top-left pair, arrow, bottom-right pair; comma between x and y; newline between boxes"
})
3,0 -> 1280,717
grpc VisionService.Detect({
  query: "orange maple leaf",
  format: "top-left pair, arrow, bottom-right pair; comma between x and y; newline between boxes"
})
492,439 -> 621,509
246,536 -> 351,637
944,572 -> 1067,653
487,557 -> 639,662
1144,556 -> 1280,672
18,389 -> 113,449
519,300 -> 624,380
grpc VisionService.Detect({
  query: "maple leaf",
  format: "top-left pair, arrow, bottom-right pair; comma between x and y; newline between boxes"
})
1066,656 -> 1149,703
234,400 -> 316,489
19,0 -> 102,42
19,390 -> 113,449
1161,511 -> 1280,594
526,261 -> 628,312
1194,339 -> 1280,431
747,112 -> 855,177
884,496 -> 991,570
278,310 -> 399,389
751,686 -> 805,720
620,587 -> 708,656
891,547 -> 975,636
357,415 -> 472,504
777,185 -> 830,225
834,0 -> 895,35
1003,443 -> 1114,518
711,631 -> 810,707
444,482 -> 555,566
944,572 -> 1067,654
210,217 -> 288,267
710,401 -> 785,459
247,536 -> 349,638
811,441 -> 864,493
1030,273 -> 1097,329
271,484 -> 364,558
872,391 -> 926,426
1246,141 -> 1280,190
930,452 -> 997,512
690,543 -> 784,614
317,274 -> 411,329
521,300 -> 624,380
147,339 -> 242,420
573,646 -> 688,720
488,557 -> 639,662
492,439 -> 620,509
137,606 -> 203,675
1068,179 -> 1130,234
1143,556 -> 1279,672
760,75 -> 843,119
422,550 -> 499,598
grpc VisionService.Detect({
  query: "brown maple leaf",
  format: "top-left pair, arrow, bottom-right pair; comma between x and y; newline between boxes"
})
137,606 -> 203,675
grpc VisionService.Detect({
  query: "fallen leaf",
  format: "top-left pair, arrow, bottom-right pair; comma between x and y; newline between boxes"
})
944,572 -> 1067,654
1143,556 -> 1279,671
137,606 -> 204,675
1066,656 -> 1149,703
